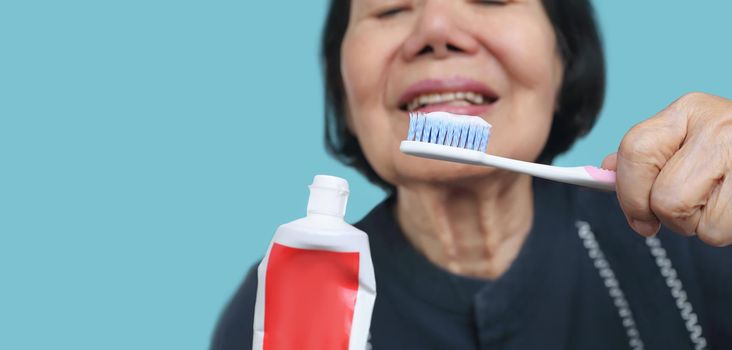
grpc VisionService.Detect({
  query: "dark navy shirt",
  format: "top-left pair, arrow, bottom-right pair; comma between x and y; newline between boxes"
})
211,179 -> 732,349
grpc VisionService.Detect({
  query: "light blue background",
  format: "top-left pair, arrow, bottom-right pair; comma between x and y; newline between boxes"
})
1,1 -> 730,349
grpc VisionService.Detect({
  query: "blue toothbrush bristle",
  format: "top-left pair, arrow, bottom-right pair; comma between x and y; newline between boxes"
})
422,116 -> 432,142
466,123 -> 476,150
478,126 -> 489,151
405,111 -> 492,153
414,113 -> 425,141
457,124 -> 468,149
436,118 -> 447,145
445,120 -> 456,147
407,114 -> 417,141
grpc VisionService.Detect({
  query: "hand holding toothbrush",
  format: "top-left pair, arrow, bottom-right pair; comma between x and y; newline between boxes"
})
401,92 -> 732,246
602,92 -> 732,246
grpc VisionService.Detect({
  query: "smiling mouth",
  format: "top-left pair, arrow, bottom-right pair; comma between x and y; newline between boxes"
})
399,91 -> 498,112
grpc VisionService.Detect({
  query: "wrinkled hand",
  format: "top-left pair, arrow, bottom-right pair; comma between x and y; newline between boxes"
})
602,92 -> 732,247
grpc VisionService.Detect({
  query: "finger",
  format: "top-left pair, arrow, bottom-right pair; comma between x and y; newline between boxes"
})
601,152 -> 617,171
649,137 -> 725,236
616,108 -> 687,237
697,172 -> 732,246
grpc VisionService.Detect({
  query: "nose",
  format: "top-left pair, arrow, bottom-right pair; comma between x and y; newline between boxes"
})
401,1 -> 480,61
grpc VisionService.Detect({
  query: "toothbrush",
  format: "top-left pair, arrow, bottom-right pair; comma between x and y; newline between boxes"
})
399,111 -> 616,191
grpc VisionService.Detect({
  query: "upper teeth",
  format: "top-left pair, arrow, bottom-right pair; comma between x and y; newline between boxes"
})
406,91 -> 486,111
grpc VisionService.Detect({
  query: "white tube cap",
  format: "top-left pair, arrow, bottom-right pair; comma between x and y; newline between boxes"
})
307,175 -> 350,218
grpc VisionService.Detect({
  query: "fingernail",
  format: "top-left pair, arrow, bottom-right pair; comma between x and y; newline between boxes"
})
630,219 -> 660,237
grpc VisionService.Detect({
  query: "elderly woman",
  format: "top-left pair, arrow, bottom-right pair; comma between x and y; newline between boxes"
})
213,0 -> 732,349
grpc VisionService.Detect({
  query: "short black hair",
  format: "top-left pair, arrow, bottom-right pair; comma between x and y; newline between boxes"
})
322,0 -> 605,193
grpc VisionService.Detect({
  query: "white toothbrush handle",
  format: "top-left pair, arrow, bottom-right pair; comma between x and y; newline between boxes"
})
400,141 -> 616,192
482,154 -> 615,191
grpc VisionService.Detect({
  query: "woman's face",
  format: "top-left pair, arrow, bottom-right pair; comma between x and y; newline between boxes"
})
341,0 -> 564,186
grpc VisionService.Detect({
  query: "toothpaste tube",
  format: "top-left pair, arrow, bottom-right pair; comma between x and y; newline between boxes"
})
252,175 -> 376,350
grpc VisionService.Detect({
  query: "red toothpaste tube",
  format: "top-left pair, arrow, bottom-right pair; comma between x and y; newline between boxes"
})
252,175 -> 376,350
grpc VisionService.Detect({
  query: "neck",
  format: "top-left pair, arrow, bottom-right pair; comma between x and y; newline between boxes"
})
395,173 -> 534,279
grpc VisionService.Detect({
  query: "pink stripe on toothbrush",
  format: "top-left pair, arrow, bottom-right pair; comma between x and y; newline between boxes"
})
583,166 -> 616,183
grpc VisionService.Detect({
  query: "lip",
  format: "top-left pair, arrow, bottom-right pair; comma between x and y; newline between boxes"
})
397,77 -> 499,110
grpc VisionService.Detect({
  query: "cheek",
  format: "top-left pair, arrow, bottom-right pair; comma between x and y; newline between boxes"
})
488,12 -> 561,91
487,103 -> 553,162
482,19 -> 562,161
341,29 -> 387,140
340,29 -> 404,184
341,29 -> 389,112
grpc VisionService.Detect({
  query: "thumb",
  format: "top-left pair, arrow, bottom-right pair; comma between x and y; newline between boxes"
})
601,152 -> 618,171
